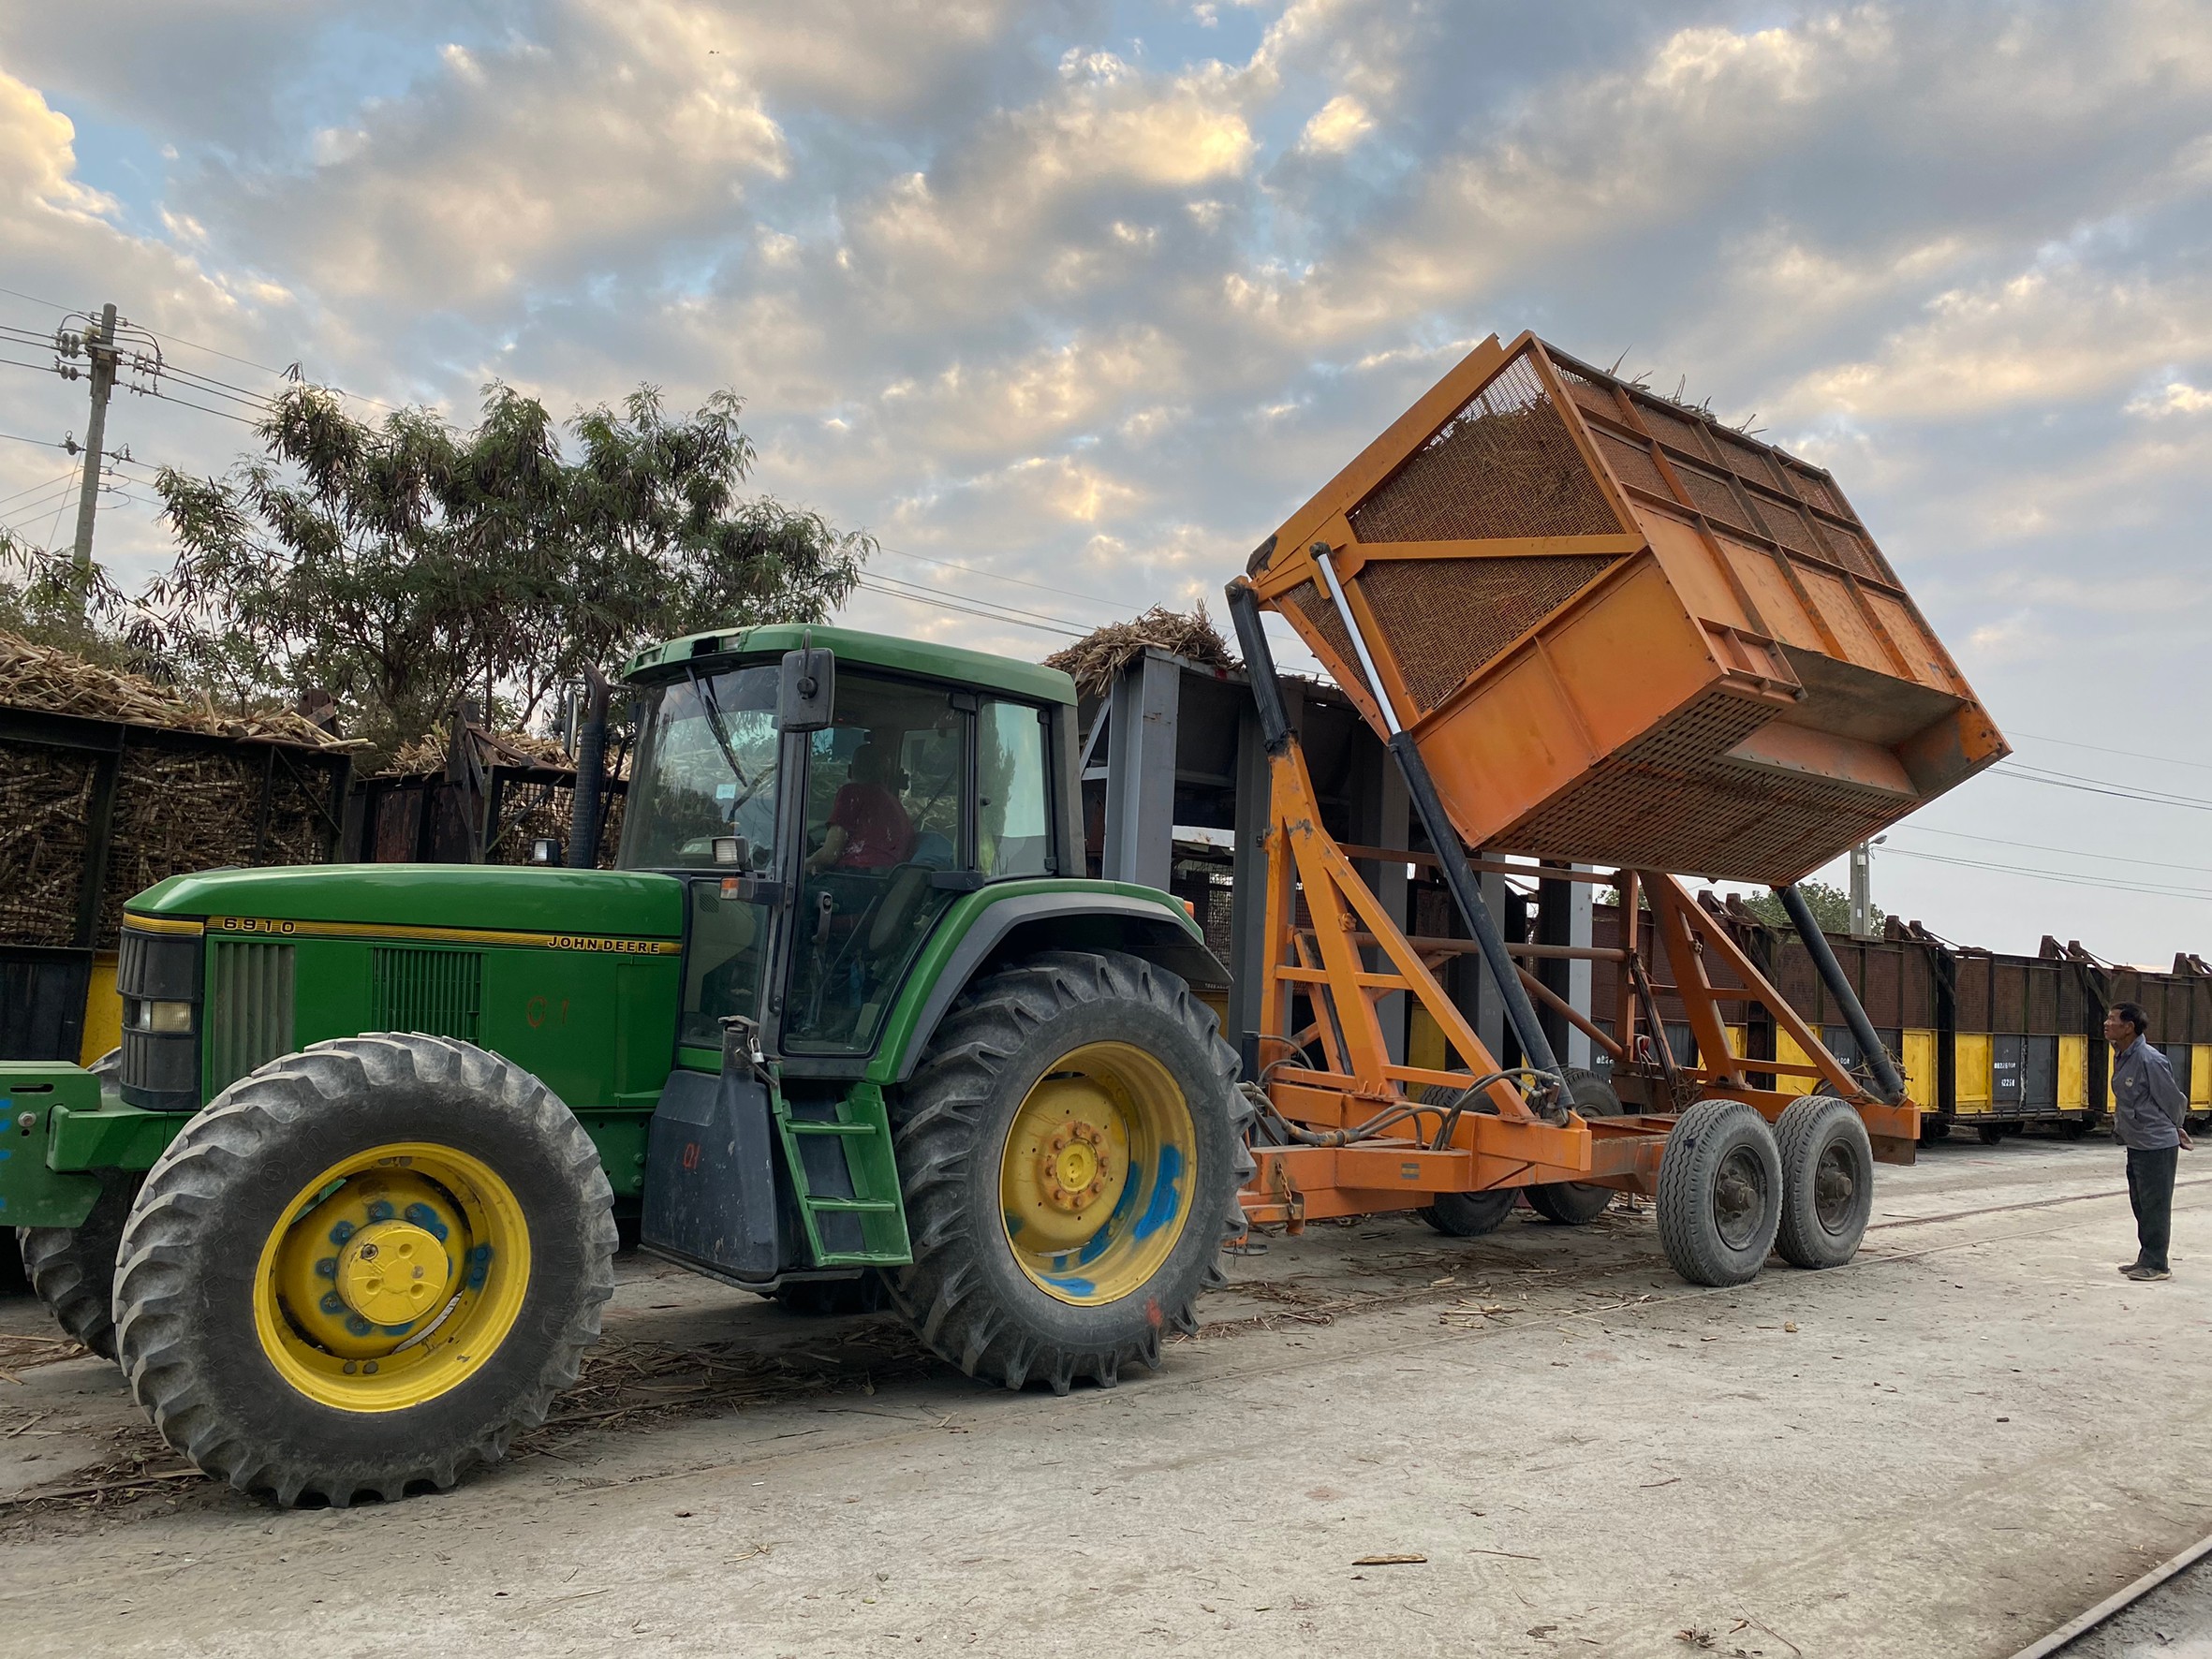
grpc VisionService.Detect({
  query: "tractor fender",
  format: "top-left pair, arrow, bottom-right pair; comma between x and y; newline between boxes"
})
874,890 -> 1227,1086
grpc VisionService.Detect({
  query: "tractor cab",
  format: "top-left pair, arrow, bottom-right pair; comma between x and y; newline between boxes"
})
615,625 -> 1074,1064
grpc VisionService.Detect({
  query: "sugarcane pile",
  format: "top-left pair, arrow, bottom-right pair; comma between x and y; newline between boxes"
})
0,631 -> 360,948
1044,604 -> 1234,699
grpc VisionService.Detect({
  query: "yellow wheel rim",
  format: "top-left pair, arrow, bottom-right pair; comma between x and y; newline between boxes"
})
998,1042 -> 1198,1306
251,1142 -> 531,1413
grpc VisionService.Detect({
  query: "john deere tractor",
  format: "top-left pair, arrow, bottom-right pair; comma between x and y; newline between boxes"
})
4,626 -> 1249,1505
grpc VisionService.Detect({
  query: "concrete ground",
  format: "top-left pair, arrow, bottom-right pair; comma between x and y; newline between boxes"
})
1,1136 -> 2208,1659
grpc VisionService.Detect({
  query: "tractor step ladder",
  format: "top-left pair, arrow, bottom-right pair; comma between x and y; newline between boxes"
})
773,1082 -> 912,1267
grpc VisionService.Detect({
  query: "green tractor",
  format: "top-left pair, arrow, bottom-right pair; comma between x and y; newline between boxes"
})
3,626 -> 1251,1505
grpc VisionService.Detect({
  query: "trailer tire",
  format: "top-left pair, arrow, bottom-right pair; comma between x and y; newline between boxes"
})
18,1169 -> 141,1361
1415,1082 -> 1512,1237
1773,1094 -> 1874,1269
1526,1068 -> 1626,1226
1977,1123 -> 2004,1146
111,1035 -> 616,1507
1656,1098 -> 1782,1287
887,950 -> 1251,1395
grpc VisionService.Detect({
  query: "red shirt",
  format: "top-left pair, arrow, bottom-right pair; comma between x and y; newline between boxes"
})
828,782 -> 914,869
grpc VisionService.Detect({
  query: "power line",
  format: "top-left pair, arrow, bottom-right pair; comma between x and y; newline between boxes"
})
2012,727 -> 2212,775
0,430 -> 66,451
1882,845 -> 2212,903
851,578 -> 1089,639
0,284 -> 70,315
863,567 -> 1094,632
1895,824 -> 2212,877
1990,762 -> 2212,813
876,544 -> 1130,614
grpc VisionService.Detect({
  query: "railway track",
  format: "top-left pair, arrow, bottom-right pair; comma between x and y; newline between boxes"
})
2007,1530 -> 2212,1658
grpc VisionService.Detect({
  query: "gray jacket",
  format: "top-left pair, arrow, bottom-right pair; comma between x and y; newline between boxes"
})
2111,1036 -> 2189,1152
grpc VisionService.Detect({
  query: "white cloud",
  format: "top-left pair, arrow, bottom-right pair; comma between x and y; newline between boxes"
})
1298,94 -> 1374,154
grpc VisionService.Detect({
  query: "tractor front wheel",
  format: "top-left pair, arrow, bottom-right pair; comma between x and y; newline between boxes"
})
18,1168 -> 141,1360
111,1035 -> 616,1506
888,950 -> 1250,1394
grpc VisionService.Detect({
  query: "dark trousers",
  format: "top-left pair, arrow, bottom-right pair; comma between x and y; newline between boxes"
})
2127,1146 -> 2178,1271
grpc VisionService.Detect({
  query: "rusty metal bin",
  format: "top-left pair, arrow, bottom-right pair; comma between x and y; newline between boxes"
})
1949,947 -> 2097,1129
2098,957 -> 2212,1122
1768,923 -> 1948,1110
1246,332 -> 2009,883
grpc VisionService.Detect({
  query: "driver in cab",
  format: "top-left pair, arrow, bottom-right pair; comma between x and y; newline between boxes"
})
805,740 -> 915,874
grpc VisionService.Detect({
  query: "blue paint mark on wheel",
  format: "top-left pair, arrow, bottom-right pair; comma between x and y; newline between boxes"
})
345,1314 -> 372,1337
319,1291 -> 344,1314
366,1199 -> 396,1223
403,1201 -> 450,1241
314,1255 -> 338,1280
1075,1225 -> 1113,1267
381,1323 -> 414,1337
328,1219 -> 356,1246
1131,1144 -> 1186,1241
1004,1211 -> 1025,1240
1040,1272 -> 1097,1298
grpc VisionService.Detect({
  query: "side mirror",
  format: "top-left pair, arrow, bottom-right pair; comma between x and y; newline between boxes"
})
777,647 -> 834,733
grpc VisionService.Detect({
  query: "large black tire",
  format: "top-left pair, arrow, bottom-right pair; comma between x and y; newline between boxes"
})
887,950 -> 1251,1394
1772,1094 -> 1874,1269
1656,1098 -> 1783,1287
111,1035 -> 616,1506
1416,1081 -> 1514,1238
17,1169 -> 141,1360
1976,1122 -> 2004,1146
1526,1067 -> 1627,1226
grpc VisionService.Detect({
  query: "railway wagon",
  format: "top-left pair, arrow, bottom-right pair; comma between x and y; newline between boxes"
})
1943,944 -> 2097,1141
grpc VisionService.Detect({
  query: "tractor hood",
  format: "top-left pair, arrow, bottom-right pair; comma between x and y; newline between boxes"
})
125,864 -> 686,944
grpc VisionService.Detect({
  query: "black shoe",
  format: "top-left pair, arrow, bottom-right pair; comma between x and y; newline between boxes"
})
2118,1260 -> 2147,1275
2124,1264 -> 2172,1282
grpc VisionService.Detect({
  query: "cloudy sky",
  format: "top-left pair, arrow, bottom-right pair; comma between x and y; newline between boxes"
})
3,0 -> 2211,964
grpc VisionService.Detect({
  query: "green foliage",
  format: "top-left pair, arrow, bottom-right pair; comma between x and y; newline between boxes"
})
1738,880 -> 1880,934
141,381 -> 868,755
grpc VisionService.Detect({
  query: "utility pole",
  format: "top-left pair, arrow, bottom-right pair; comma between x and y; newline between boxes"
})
67,301 -> 118,609
1847,837 -> 1886,937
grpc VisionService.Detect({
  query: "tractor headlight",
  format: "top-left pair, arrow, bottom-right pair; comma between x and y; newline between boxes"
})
128,998 -> 196,1035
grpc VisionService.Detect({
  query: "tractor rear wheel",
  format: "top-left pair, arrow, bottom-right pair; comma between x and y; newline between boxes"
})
1656,1098 -> 1782,1286
18,1168 -> 141,1360
887,950 -> 1250,1394
111,1035 -> 616,1506
1773,1094 -> 1874,1269
1526,1067 -> 1627,1226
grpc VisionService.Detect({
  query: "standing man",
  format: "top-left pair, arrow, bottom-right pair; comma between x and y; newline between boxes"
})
2105,1001 -> 2191,1282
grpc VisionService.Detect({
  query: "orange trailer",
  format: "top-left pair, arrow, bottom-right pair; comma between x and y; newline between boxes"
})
1225,331 -> 2008,1285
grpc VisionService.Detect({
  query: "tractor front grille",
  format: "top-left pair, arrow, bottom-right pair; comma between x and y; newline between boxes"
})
374,947 -> 482,1041
205,939 -> 296,1097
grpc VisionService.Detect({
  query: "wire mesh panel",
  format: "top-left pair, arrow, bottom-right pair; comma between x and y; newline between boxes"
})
1347,352 -> 1620,544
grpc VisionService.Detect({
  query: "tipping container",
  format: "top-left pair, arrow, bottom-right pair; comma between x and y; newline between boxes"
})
1246,332 -> 2009,883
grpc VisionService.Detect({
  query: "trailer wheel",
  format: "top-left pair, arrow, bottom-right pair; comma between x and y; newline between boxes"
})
888,950 -> 1251,1394
1415,1082 -> 1513,1237
1773,1094 -> 1874,1269
1976,1123 -> 2004,1146
111,1035 -> 616,1506
18,1169 -> 141,1361
1656,1099 -> 1782,1286
1526,1068 -> 1626,1226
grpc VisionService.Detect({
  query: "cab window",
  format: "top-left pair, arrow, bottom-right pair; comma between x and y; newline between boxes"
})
783,674 -> 970,1054
980,698 -> 1052,877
